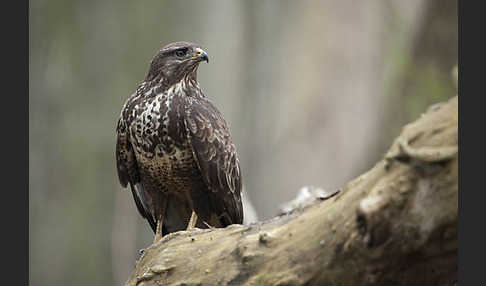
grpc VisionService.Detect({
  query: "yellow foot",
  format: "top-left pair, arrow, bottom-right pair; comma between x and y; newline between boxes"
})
153,218 -> 164,244
186,211 -> 198,231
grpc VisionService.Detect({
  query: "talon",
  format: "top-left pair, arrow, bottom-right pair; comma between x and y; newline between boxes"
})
202,221 -> 213,229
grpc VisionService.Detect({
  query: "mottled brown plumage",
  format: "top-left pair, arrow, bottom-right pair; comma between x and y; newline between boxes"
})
116,42 -> 243,240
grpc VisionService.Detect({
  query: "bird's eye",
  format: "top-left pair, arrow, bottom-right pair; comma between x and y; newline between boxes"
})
174,49 -> 186,58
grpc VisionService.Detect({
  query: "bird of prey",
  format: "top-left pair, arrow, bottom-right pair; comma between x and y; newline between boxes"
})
116,42 -> 243,242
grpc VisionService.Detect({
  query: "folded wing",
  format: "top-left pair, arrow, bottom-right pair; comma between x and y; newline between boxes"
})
115,118 -> 157,232
185,98 -> 243,225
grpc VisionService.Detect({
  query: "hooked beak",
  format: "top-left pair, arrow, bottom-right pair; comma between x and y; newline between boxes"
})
194,47 -> 209,63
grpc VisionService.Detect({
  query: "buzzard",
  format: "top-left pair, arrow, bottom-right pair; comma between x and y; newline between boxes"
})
116,42 -> 243,242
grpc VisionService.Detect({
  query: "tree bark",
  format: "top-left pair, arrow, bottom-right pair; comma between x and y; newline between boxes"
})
124,96 -> 458,286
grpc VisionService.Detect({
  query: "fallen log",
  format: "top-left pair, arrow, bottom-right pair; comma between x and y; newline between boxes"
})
125,96 -> 458,286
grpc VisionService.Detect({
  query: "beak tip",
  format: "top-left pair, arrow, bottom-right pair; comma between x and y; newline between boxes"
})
201,52 -> 209,63
196,48 -> 209,63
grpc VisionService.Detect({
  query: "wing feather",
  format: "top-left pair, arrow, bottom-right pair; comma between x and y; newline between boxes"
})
185,99 -> 243,225
116,118 -> 156,232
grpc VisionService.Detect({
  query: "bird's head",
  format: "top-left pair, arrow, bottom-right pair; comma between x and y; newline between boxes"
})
145,41 -> 209,86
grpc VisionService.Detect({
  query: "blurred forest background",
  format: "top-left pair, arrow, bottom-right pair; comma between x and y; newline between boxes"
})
29,0 -> 457,285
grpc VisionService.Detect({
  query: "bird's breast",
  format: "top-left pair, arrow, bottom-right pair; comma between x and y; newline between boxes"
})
129,89 -> 188,158
126,85 -> 201,193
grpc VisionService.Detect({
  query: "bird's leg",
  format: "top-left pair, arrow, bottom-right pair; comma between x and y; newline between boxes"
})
153,198 -> 167,244
153,218 -> 164,243
184,191 -> 198,231
186,211 -> 198,231
202,220 -> 214,229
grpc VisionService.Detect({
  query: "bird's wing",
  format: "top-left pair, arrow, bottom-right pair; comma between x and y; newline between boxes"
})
184,98 -> 243,225
116,117 -> 156,232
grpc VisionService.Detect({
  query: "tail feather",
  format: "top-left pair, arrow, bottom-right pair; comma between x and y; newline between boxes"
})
129,183 -> 156,233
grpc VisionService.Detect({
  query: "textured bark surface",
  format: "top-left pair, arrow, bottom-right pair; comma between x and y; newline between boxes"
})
125,96 -> 458,286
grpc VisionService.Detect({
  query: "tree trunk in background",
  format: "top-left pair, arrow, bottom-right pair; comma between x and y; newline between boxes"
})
124,97 -> 457,286
381,0 -> 458,156
214,0 -> 431,220
236,0 -> 457,220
